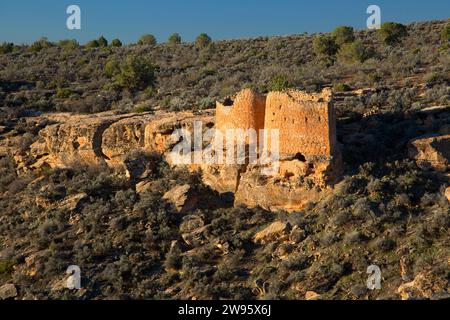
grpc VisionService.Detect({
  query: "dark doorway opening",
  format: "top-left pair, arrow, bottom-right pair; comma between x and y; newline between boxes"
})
294,153 -> 307,162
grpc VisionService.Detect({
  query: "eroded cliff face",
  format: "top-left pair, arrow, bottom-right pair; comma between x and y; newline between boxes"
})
408,134 -> 450,172
28,111 -> 215,171
31,113 -> 140,168
3,100 -> 450,211
234,163 -> 330,211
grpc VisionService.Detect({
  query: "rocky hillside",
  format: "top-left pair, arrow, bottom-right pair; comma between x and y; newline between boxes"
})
0,19 -> 449,300
0,101 -> 449,300
0,20 -> 448,116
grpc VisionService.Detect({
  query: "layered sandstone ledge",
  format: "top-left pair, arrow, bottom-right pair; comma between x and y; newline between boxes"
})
3,91 -> 449,211
28,110 -> 214,170
1,89 -> 347,211
408,134 -> 450,172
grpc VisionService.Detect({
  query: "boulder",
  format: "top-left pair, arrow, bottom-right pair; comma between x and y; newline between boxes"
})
0,145 -> 9,157
445,186 -> 450,203
36,193 -> 87,211
35,195 -> 52,209
400,256 -> 413,282
305,291 -> 321,300
181,226 -> 208,247
253,221 -> 291,244
235,164 -> 332,212
135,181 -> 154,194
0,284 -> 17,300
58,193 -> 88,211
397,271 -> 448,300
408,134 -> 450,171
163,185 -> 198,214
29,156 -> 52,171
180,215 -> 207,247
200,164 -> 244,195
289,226 -> 307,243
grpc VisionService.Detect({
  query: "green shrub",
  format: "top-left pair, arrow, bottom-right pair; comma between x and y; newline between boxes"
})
138,34 -> 157,46
29,37 -> 53,52
425,72 -> 445,85
337,40 -> 368,63
85,36 -> 108,49
268,74 -> 292,92
85,39 -> 100,49
199,97 -> 215,110
58,39 -> 79,51
164,246 -> 182,271
111,39 -> 122,47
313,34 -> 338,56
56,88 -> 72,99
98,36 -> 108,47
332,26 -> 355,46
438,43 -> 449,52
368,72 -> 382,84
200,67 -> 216,77
134,105 -> 154,113
168,33 -> 182,45
0,156 -> 16,193
379,22 -> 408,45
441,23 -> 450,42
0,260 -> 14,276
143,86 -> 156,99
195,33 -> 212,48
333,83 -> 352,92
104,59 -> 120,78
0,42 -> 14,54
105,55 -> 156,91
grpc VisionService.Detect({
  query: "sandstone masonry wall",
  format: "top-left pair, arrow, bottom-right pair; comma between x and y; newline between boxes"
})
215,88 -> 338,160
264,88 -> 337,158
216,89 -> 266,134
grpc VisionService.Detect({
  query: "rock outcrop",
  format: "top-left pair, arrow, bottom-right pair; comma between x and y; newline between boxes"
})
29,110 -> 214,170
234,163 -> 332,211
397,271 -> 449,300
0,284 -> 17,300
305,291 -> 321,300
11,88 -> 344,211
408,134 -> 450,171
163,185 -> 198,214
199,163 -> 245,195
253,221 -> 291,244
31,113 -> 128,168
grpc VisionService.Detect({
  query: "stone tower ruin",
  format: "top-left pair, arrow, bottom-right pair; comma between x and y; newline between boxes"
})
215,88 -> 339,161
214,87 -> 341,210
264,88 -> 337,159
215,89 -> 266,134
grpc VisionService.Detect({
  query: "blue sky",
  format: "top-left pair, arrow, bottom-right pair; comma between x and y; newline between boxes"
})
0,0 -> 448,44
